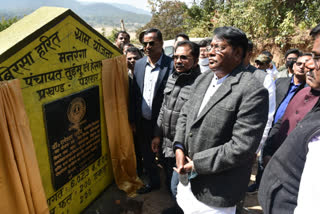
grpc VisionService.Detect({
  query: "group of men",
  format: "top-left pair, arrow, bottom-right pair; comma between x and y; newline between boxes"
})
112,23 -> 320,214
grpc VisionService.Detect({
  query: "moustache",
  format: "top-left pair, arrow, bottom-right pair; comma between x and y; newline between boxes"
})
175,64 -> 184,68
307,70 -> 315,78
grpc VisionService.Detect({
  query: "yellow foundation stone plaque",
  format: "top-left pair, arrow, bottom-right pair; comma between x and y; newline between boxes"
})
0,7 -> 121,214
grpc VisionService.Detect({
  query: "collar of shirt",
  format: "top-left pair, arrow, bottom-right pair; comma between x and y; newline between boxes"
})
197,72 -> 229,117
147,53 -> 163,68
212,72 -> 229,87
290,76 -> 302,88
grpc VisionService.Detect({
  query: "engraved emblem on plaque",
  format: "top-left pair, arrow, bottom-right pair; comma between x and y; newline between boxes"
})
67,97 -> 86,131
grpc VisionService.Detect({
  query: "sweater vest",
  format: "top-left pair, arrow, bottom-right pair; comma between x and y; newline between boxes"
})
258,110 -> 320,214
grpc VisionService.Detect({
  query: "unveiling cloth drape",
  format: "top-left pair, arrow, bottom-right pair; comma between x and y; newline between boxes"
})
0,79 -> 49,214
102,55 -> 143,197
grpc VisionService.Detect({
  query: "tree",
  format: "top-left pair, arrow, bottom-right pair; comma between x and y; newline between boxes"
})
0,17 -> 19,32
183,0 -> 320,48
137,0 -> 320,60
184,0 -> 220,37
106,28 -> 119,43
136,0 -> 189,40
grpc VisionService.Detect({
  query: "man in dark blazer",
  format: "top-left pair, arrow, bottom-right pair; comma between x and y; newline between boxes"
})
247,54 -> 310,194
130,28 -> 174,194
173,27 -> 268,213
259,24 -> 320,213
261,53 -> 312,167
273,53 -> 311,124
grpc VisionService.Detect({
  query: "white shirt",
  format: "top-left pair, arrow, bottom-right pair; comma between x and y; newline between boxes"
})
141,54 -> 163,120
177,182 -> 236,214
197,73 -> 229,117
294,134 -> 320,214
256,73 -> 276,153
266,62 -> 279,81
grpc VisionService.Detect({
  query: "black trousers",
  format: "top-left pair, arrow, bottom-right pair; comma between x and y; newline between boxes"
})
255,147 -> 266,187
136,119 -> 160,188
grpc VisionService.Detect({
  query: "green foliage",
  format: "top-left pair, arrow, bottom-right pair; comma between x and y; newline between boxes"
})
136,0 -> 189,40
140,0 -> 319,48
183,0 -> 320,48
106,28 -> 119,43
184,0 -> 216,37
139,0 -> 320,62
0,16 -> 19,32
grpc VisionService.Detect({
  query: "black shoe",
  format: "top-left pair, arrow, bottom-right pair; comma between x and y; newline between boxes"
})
137,185 -> 153,194
137,183 -> 160,194
247,183 -> 258,194
137,184 -> 152,194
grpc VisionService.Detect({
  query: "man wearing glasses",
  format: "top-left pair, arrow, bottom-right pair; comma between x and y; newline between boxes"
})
130,28 -> 174,194
277,49 -> 301,78
151,40 -> 201,213
173,26 -> 268,214
273,53 -> 311,124
255,54 -> 272,71
198,38 -> 212,73
249,53 -> 311,194
259,23 -> 320,214
262,52 -> 314,167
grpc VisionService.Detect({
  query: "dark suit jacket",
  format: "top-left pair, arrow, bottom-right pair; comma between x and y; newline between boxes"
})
130,54 -> 174,129
174,66 -> 269,207
275,77 -> 306,110
262,78 -> 308,158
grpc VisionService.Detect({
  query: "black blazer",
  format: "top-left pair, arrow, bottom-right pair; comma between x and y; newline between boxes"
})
263,78 -> 308,158
275,77 -> 306,110
129,54 -> 174,129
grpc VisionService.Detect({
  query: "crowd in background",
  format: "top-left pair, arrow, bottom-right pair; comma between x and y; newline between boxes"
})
112,24 -> 320,214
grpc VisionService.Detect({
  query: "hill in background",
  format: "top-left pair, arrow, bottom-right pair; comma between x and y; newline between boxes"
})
0,0 -> 151,35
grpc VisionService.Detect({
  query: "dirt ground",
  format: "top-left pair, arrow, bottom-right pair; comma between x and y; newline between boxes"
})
242,159 -> 263,214
83,160 -> 263,214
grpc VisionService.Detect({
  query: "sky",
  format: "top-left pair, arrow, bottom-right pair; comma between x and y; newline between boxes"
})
76,0 -> 194,11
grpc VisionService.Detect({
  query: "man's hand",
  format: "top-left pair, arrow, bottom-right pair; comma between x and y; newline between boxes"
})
183,156 -> 194,173
151,137 -> 161,153
174,149 -> 186,174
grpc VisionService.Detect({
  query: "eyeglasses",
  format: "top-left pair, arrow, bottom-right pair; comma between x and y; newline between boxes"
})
295,62 -> 306,67
173,55 -> 191,61
200,47 -> 209,52
287,57 -> 298,61
206,44 -> 227,53
142,41 -> 155,47
312,52 -> 320,70
127,57 -> 139,61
